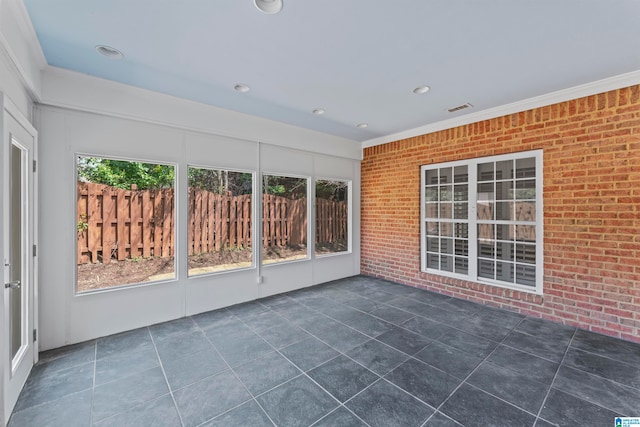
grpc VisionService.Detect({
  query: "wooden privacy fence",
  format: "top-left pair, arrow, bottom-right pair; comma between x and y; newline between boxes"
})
77,182 -> 347,265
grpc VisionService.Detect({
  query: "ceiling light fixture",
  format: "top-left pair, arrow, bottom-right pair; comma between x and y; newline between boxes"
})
95,45 -> 124,59
234,84 -> 250,93
254,0 -> 283,14
356,123 -> 368,129
312,108 -> 325,115
413,85 -> 430,94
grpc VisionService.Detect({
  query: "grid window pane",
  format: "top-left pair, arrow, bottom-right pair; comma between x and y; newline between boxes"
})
495,202 -> 512,220
425,202 -> 438,219
478,240 -> 495,258
426,169 -> 439,185
455,223 -> 469,238
516,225 -> 536,242
441,255 -> 454,272
454,203 -> 468,219
478,259 -> 495,279
515,202 -> 536,221
425,187 -> 438,202
426,221 -> 440,236
515,244 -> 536,264
440,185 -> 453,201
454,184 -> 468,201
454,166 -> 468,183
496,262 -> 514,283
440,203 -> 453,219
455,239 -> 468,256
441,238 -> 454,254
516,180 -> 536,199
426,237 -> 439,252
441,222 -> 453,237
516,264 -> 536,287
478,163 -> 494,181
427,253 -> 439,269
516,157 -> 536,178
455,257 -> 469,275
496,160 -> 513,180
440,167 -> 452,184
496,242 -> 514,261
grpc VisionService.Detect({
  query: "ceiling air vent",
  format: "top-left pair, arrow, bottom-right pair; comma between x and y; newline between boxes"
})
447,103 -> 473,113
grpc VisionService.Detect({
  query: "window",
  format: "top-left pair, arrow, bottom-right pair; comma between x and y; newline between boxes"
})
188,167 -> 253,276
421,150 -> 543,293
315,179 -> 349,256
262,175 -> 308,264
76,156 -> 176,292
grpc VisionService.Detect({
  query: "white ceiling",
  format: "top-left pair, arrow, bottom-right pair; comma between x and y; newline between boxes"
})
21,0 -> 640,144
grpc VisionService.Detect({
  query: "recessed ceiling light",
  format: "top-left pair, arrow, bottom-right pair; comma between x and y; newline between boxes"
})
413,85 -> 430,94
356,123 -> 368,129
234,84 -> 250,93
95,45 -> 123,59
312,108 -> 325,115
254,0 -> 283,14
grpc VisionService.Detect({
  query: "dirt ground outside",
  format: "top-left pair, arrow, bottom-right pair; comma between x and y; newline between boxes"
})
77,242 -> 347,292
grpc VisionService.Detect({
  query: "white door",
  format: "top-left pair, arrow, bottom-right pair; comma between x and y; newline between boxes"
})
2,101 -> 36,425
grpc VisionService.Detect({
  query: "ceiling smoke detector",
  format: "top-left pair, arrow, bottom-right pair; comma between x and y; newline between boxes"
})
447,103 -> 473,113
254,0 -> 283,14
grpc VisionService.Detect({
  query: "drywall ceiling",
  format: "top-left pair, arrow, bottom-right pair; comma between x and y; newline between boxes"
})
21,0 -> 640,143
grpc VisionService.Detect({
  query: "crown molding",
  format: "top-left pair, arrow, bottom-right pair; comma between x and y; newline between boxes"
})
0,0 -> 46,101
362,69 -> 640,149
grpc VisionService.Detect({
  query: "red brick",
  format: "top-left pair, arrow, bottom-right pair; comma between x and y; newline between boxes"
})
362,84 -> 640,344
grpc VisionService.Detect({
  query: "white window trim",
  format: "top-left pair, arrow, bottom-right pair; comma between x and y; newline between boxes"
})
420,149 -> 544,295
314,177 -> 352,258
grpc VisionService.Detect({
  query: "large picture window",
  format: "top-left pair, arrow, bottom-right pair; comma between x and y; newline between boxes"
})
421,150 -> 543,293
188,167 -> 254,276
76,156 -> 176,292
262,175 -> 308,264
315,179 -> 349,256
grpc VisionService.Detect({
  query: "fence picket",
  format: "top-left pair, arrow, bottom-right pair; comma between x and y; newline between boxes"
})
77,182 -> 347,264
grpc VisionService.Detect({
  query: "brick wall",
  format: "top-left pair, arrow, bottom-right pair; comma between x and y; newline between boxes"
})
361,85 -> 640,343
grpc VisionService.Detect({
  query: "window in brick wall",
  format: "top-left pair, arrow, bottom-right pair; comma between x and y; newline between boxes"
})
421,150 -> 543,294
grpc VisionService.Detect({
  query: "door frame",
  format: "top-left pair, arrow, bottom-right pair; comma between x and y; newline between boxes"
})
1,94 -> 38,426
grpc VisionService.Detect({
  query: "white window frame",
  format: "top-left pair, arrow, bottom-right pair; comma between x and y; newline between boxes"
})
420,149 -> 543,295
186,164 -> 257,278
74,153 -> 178,295
260,172 -> 311,266
314,177 -> 352,258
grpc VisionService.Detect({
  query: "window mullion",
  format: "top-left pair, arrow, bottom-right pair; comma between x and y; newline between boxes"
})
468,161 -> 478,281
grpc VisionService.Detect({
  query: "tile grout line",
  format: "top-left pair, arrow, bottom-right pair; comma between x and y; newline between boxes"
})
195,315 -> 279,427
229,301 -> 377,426
89,339 -> 98,426
148,326 -> 187,427
429,315 -> 534,424
534,327 -> 578,425
534,328 -> 637,419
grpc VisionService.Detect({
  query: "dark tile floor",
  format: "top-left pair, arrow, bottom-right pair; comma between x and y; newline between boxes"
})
8,275 -> 640,426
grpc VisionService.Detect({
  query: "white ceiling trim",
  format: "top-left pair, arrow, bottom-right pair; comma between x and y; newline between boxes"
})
362,69 -> 640,149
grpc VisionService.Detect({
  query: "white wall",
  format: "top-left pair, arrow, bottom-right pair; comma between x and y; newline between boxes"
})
37,105 -> 361,350
0,1 -> 43,423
